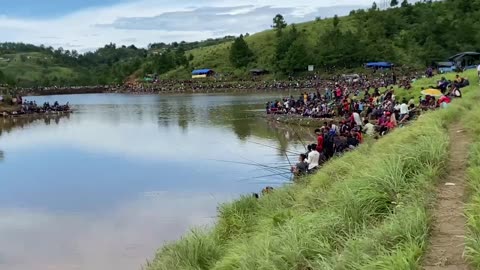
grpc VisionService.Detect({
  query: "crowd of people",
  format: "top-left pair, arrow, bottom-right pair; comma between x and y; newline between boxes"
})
286,74 -> 467,177
20,100 -> 70,114
0,95 -> 71,116
120,72 -> 417,94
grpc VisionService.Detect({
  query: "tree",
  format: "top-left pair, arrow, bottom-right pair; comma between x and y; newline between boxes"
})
401,0 -> 409,7
390,0 -> 399,7
229,35 -> 255,68
371,2 -> 378,11
280,38 -> 309,73
333,15 -> 340,28
272,14 -> 287,35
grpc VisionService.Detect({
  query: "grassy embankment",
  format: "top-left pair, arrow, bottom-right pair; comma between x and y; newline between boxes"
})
146,71 -> 479,269
463,75 -> 480,267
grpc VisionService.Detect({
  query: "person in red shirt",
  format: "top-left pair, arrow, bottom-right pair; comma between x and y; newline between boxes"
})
354,129 -> 363,143
336,87 -> 342,101
438,95 -> 451,106
315,128 -> 324,153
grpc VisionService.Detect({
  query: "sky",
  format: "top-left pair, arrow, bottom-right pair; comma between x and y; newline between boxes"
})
0,0 -> 387,52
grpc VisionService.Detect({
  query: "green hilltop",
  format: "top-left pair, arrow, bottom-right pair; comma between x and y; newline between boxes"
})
177,0 -> 480,78
1,0 -> 480,87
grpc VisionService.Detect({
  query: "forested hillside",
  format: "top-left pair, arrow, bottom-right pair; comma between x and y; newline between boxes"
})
1,0 -> 479,87
184,0 -> 480,77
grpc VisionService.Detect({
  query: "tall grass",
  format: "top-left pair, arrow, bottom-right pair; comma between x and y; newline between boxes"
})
147,71 -> 479,270
461,78 -> 480,267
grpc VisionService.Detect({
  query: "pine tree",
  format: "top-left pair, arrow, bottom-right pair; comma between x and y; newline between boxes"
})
229,35 -> 254,68
272,14 -> 287,36
333,15 -> 340,28
272,14 -> 287,30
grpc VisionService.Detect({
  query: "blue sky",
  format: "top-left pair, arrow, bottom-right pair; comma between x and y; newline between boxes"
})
0,0 -> 386,52
0,0 -> 126,18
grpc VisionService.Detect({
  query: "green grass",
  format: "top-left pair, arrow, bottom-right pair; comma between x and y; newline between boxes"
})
171,17 -> 357,79
0,52 -> 79,87
146,71 -> 480,269
461,73 -> 480,267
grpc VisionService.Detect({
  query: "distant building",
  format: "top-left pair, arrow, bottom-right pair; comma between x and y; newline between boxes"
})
435,61 -> 457,73
250,69 -> 268,76
192,69 -> 215,79
365,62 -> 394,69
448,52 -> 480,70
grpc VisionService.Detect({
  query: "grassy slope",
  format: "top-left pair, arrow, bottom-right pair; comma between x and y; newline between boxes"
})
146,71 -> 480,269
0,52 -> 78,86
184,17 -> 355,77
462,75 -> 480,267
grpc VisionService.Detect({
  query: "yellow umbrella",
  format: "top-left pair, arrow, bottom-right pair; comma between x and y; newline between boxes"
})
421,89 -> 443,97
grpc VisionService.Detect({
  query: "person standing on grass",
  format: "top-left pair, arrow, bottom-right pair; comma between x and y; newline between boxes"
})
315,128 -> 324,153
351,110 -> 363,128
306,144 -> 320,171
323,127 -> 335,160
477,64 -> 480,84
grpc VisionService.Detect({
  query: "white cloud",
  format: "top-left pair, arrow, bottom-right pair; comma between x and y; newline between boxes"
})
0,193 -> 224,270
0,0 -> 374,52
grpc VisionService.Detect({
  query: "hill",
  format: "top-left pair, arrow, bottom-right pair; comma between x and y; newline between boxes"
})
0,51 -> 79,87
2,0 -> 480,87
169,0 -> 480,79
0,42 -> 148,88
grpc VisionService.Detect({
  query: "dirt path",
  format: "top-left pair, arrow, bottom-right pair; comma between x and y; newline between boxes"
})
424,123 -> 471,270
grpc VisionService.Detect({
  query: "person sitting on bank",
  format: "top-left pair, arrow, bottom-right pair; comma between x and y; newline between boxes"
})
437,77 -> 449,93
291,154 -> 309,176
363,119 -> 375,136
454,74 -> 469,88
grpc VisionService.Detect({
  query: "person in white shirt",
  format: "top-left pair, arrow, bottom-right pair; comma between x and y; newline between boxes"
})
400,101 -> 409,116
399,99 -> 410,124
477,64 -> 480,83
306,144 -> 320,171
352,112 -> 362,127
330,121 -> 339,134
363,120 -> 375,136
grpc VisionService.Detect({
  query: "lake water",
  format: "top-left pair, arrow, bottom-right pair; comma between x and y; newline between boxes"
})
0,93 -> 309,270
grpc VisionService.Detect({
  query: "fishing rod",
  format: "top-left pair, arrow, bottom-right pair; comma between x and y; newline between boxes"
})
236,172 -> 293,182
239,155 -> 293,175
207,159 -> 292,176
248,140 -> 301,156
288,125 -> 309,151
208,158 -> 290,171
254,181 -> 294,186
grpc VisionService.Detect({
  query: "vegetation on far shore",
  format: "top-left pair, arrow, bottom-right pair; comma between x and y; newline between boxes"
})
1,0 -> 480,88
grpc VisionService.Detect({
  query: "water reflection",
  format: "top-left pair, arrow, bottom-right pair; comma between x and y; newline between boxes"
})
0,94 -> 308,270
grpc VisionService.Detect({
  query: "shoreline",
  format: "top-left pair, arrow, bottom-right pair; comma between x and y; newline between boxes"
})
0,103 -> 73,118
1,110 -> 73,118
21,86 -> 319,96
